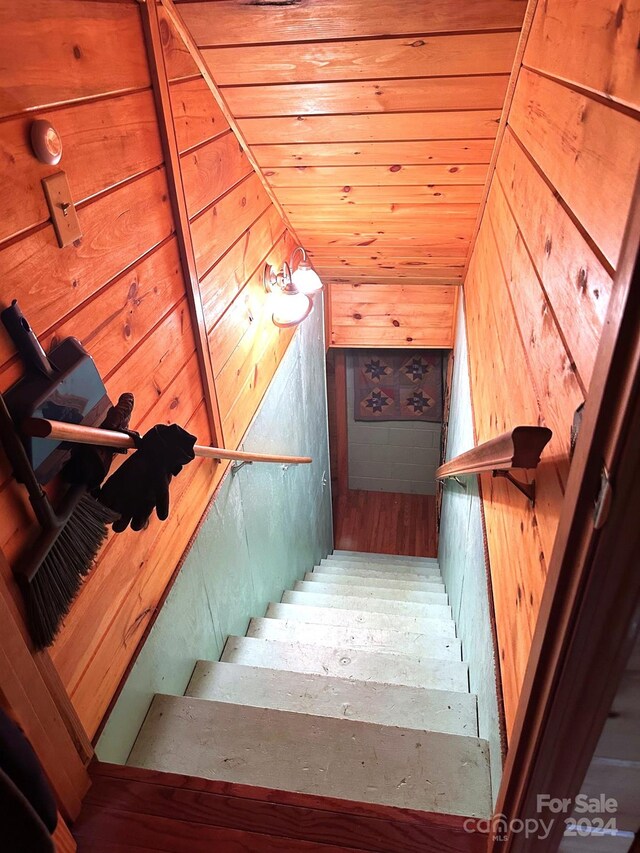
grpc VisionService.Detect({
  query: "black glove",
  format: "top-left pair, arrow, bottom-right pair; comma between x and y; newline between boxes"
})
97,424 -> 196,532
61,393 -> 135,490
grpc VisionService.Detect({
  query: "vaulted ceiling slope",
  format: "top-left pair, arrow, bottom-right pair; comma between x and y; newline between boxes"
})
176,0 -> 526,289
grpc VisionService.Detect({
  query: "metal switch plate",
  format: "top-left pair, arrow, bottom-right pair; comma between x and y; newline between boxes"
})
41,171 -> 82,248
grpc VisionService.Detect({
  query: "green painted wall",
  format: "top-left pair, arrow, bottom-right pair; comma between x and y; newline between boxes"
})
97,297 -> 333,763
438,299 -> 503,804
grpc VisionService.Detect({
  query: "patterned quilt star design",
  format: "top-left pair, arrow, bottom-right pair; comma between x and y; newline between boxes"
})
403,389 -> 435,416
402,354 -> 434,383
362,387 -> 393,416
362,357 -> 392,383
355,349 -> 444,422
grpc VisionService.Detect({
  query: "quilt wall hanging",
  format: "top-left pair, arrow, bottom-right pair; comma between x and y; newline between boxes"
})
354,350 -> 444,423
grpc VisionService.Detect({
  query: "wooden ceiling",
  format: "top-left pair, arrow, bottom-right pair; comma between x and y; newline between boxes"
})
176,0 -> 527,287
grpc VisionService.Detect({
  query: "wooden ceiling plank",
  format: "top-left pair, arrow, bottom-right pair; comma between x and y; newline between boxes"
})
223,76 -> 510,118
292,224 -> 476,236
297,233 -> 472,249
239,110 -> 501,144
186,0 -> 525,301
321,275 -> 463,285
319,264 -> 461,271
201,33 -> 518,87
252,140 -> 495,167
286,204 -> 480,221
178,1 -> 527,47
316,256 -> 464,269
263,164 -> 489,187
279,185 -> 485,205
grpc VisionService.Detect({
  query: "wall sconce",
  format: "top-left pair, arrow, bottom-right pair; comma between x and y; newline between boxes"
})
289,246 -> 323,295
263,261 -> 313,328
263,247 -> 323,328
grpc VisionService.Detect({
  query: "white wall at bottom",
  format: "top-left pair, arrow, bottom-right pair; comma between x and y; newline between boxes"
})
347,353 -> 442,495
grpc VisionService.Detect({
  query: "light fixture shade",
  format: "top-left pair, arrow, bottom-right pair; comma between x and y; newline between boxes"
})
291,258 -> 323,294
271,289 -> 313,328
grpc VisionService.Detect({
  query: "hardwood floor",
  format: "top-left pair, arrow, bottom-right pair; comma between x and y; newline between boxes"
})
333,489 -> 437,558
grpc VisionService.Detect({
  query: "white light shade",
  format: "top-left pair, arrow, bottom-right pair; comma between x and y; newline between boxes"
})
291,259 -> 323,294
271,289 -> 313,328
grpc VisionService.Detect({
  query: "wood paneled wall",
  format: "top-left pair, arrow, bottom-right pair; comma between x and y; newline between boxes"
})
0,0 -> 293,745
464,0 -> 640,736
157,5 -> 298,453
177,0 -> 527,347
329,283 -> 457,347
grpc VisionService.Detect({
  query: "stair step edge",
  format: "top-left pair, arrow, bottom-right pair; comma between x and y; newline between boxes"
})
128,695 -> 491,818
221,635 -> 470,693
266,602 -> 457,637
283,590 -> 452,620
332,550 -> 439,565
247,617 -> 462,661
185,661 -> 478,736
308,572 -> 445,591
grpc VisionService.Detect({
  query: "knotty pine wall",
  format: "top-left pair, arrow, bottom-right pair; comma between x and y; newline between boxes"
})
157,6 -> 299,452
464,0 -> 640,736
329,283 -> 458,348
0,0 -> 295,741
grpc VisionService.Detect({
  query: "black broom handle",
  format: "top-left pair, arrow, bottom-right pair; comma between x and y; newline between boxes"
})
0,394 -> 59,531
1,301 -> 55,379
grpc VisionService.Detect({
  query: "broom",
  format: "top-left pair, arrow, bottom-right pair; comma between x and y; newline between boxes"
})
0,394 -> 129,649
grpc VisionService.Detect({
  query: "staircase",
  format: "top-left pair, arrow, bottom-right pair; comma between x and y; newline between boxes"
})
127,550 -> 492,818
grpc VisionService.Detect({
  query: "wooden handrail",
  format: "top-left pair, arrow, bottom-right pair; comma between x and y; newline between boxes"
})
23,418 -> 312,466
436,426 -> 552,479
436,426 -> 552,503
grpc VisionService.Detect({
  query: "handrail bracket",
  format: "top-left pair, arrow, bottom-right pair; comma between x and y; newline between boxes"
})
492,469 -> 536,505
436,426 -> 552,510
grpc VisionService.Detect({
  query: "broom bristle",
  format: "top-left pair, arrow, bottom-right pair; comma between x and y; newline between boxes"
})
25,493 -> 120,650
